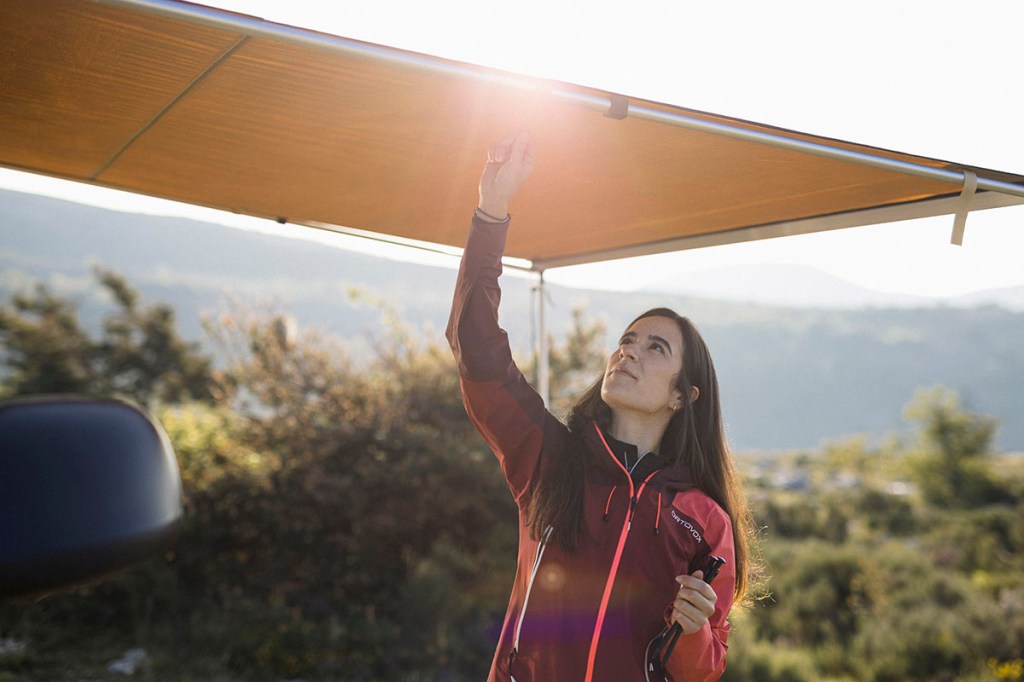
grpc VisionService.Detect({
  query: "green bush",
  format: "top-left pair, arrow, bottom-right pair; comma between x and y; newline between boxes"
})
852,487 -> 918,536
753,541 -> 865,647
919,505 -> 1024,580
722,627 -> 819,682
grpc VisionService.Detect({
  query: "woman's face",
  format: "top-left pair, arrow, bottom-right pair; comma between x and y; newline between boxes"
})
601,315 -> 685,418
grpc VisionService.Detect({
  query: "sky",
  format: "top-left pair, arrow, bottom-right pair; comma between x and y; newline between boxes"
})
3,0 -> 1023,301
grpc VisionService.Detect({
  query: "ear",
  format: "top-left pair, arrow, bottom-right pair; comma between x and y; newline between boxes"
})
670,386 -> 699,412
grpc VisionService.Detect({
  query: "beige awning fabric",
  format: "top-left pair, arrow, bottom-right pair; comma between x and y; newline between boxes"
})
4,0 -> 1024,270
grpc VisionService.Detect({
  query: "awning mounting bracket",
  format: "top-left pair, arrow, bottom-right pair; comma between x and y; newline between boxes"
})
951,170 -> 978,246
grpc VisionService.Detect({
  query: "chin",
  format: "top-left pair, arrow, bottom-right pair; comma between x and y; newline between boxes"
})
600,388 -> 628,410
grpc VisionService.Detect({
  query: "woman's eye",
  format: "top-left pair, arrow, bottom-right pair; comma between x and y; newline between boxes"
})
650,343 -> 665,353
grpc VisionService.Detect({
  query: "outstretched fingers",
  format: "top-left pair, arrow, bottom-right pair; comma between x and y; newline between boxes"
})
479,132 -> 536,217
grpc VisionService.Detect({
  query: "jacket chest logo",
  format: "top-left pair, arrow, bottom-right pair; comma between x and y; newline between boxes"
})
670,509 -> 703,544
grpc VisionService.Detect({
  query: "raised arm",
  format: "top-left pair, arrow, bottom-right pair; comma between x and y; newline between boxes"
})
446,133 -> 562,504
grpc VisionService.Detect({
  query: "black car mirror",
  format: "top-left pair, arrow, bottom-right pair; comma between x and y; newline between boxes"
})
0,396 -> 183,597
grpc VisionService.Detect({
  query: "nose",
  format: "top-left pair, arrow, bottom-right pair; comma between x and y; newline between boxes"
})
619,344 -> 637,360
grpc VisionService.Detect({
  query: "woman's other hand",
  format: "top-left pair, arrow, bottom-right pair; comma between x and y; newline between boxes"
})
671,570 -> 718,635
478,131 -> 536,220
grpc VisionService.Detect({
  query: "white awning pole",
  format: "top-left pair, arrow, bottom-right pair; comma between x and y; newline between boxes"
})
536,271 -> 550,407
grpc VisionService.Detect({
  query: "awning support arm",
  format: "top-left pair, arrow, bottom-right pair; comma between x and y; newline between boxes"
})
92,33 -> 249,179
950,171 -> 978,246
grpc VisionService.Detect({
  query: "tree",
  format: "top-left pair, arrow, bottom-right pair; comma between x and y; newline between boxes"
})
191,302 -> 618,678
201,305 -> 518,678
523,305 -> 607,419
0,268 -> 215,407
0,281 -> 95,396
904,387 -> 1008,508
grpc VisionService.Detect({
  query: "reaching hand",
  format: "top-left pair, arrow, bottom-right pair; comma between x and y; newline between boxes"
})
478,131 -> 536,220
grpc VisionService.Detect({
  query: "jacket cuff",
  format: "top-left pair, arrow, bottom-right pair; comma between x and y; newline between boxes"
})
467,213 -> 510,261
666,622 -> 725,681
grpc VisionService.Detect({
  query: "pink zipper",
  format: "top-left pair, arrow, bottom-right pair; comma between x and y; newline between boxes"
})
586,425 -> 658,682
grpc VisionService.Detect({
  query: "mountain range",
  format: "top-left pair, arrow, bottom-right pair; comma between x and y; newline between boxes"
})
644,262 -> 1024,310
2,189 -> 1022,451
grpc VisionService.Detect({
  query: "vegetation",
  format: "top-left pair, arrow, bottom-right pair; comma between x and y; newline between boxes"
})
726,396 -> 1024,682
0,268 -> 215,407
1,273 -> 1021,681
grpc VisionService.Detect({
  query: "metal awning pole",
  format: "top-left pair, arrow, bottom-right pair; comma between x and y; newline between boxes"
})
536,271 -> 550,407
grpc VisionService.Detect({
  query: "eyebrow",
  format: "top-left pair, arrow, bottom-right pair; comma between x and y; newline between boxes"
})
620,331 -> 674,356
650,334 -> 674,355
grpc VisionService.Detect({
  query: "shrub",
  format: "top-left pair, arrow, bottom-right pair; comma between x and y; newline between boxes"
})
752,541 -> 866,647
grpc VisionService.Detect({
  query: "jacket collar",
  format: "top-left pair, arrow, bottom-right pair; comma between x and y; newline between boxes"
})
584,421 -> 696,490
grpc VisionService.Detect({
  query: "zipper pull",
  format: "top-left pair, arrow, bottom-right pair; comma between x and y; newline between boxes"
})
627,495 -> 638,530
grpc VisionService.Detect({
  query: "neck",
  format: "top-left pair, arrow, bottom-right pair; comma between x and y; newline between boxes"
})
607,410 -> 672,456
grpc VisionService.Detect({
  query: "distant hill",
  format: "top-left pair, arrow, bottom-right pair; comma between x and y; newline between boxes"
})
643,262 -> 1024,310
2,189 -> 1023,451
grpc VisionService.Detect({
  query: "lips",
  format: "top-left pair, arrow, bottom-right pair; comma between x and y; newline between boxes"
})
610,367 -> 636,380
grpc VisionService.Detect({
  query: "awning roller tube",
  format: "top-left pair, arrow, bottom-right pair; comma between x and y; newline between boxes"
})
99,0 -> 1024,201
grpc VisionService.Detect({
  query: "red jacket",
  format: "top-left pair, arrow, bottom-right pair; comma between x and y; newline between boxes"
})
447,216 -> 734,682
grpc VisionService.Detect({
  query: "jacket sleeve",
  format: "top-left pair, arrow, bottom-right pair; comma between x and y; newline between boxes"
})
665,492 -> 736,682
445,214 -> 562,506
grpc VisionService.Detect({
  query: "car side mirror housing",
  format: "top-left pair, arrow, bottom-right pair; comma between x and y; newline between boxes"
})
0,396 -> 183,597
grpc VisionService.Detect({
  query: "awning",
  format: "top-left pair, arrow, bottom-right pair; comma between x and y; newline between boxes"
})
4,0 -> 1024,271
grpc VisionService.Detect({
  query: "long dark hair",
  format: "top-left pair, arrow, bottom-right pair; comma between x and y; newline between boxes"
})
526,308 -> 755,604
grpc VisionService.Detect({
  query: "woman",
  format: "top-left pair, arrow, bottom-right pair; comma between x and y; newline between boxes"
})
446,132 -> 754,682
